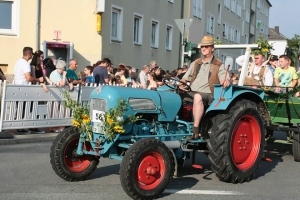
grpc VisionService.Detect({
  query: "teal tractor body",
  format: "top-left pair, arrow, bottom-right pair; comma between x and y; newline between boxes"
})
50,83 -> 268,199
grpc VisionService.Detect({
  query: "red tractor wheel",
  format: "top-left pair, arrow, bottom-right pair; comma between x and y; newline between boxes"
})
208,99 -> 264,183
50,127 -> 99,181
120,138 -> 174,200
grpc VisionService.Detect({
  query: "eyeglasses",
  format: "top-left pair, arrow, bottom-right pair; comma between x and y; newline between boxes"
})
200,46 -> 211,49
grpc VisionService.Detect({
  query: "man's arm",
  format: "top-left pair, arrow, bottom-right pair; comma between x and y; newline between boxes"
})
24,72 -> 42,83
218,64 -> 231,87
181,62 -> 195,82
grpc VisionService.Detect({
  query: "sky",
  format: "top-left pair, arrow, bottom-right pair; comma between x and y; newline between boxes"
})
269,0 -> 300,39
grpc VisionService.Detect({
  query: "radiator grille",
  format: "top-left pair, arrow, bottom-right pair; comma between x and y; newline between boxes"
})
90,98 -> 107,112
128,98 -> 156,110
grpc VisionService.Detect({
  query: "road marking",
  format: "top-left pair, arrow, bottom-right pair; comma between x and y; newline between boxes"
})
164,189 -> 243,195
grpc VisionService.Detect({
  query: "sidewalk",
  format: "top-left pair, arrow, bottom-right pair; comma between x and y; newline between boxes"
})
0,128 -> 58,145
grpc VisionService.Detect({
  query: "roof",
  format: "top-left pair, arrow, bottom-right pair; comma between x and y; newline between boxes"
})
266,0 -> 272,7
268,27 -> 287,40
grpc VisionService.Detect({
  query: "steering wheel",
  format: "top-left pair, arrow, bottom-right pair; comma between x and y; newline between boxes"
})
163,77 -> 191,92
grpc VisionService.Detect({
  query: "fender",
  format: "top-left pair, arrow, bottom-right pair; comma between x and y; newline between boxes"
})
206,84 -> 265,113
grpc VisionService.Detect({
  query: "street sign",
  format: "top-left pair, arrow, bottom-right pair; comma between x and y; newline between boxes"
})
175,19 -> 193,36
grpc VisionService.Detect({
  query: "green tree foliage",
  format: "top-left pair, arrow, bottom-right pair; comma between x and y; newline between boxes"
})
285,34 -> 300,67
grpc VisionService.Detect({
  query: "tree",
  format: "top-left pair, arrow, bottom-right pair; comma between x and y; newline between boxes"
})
285,34 -> 300,67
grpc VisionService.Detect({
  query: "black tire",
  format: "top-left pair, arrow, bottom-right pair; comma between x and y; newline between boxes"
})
207,99 -> 264,183
50,127 -> 99,181
120,138 -> 174,200
293,131 -> 300,162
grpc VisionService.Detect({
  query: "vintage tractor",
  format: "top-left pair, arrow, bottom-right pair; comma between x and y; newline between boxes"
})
50,45 -> 273,199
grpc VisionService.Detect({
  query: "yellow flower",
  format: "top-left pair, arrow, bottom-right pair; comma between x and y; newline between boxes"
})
72,119 -> 81,127
262,48 -> 269,53
114,125 -> 125,133
264,87 -> 269,91
81,114 -> 89,120
106,115 -> 113,125
82,118 -> 91,123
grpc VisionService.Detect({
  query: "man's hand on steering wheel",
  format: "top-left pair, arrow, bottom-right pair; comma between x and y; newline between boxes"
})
163,77 -> 191,93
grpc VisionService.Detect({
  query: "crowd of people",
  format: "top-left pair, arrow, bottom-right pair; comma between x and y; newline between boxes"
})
2,35 -> 300,136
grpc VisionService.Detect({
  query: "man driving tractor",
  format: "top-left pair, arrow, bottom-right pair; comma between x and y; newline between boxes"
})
180,35 -> 230,139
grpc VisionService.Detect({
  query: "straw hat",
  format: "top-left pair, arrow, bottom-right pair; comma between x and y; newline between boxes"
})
198,35 -> 214,47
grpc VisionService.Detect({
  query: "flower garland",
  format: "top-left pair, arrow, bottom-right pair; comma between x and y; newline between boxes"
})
264,86 -> 300,102
253,35 -> 273,57
63,91 -> 139,141
99,98 -> 139,141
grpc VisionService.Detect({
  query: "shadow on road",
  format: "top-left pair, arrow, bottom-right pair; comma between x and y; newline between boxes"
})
88,163 -> 120,180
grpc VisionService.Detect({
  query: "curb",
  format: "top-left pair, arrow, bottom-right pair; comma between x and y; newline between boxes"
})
0,133 -> 58,145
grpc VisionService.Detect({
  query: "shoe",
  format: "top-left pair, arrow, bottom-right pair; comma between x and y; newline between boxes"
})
16,129 -> 31,134
29,128 -> 45,134
186,132 -> 201,140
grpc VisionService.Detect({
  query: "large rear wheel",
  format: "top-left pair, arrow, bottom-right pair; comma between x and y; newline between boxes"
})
120,138 -> 174,200
293,131 -> 300,162
207,99 -> 264,183
50,127 -> 99,181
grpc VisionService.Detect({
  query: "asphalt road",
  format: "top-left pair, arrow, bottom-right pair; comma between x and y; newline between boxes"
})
0,135 -> 299,200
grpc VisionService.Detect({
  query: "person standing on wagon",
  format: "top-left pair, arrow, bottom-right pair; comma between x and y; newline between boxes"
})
180,36 -> 230,140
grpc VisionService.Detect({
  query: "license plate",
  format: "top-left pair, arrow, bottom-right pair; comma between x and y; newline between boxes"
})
92,110 -> 105,133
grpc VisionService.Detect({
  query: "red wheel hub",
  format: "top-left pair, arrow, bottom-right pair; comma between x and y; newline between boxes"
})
64,138 -> 93,172
137,152 -> 165,190
231,115 -> 261,170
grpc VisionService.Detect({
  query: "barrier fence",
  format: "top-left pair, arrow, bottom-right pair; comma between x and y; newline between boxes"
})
0,80 -> 97,132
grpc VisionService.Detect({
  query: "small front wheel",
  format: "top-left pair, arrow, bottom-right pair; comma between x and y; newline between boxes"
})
120,138 -> 174,200
50,127 -> 99,181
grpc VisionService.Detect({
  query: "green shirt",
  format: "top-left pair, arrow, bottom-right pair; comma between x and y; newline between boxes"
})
274,66 -> 298,87
66,68 -> 78,81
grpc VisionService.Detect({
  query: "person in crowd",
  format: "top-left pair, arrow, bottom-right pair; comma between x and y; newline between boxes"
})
131,67 -> 137,82
107,63 -> 114,75
150,60 -> 157,70
49,60 -> 72,132
236,52 -> 273,88
125,66 -> 132,84
14,47 -> 45,134
274,55 -> 298,93
77,71 -> 86,82
84,66 -> 94,85
115,64 -> 128,85
178,65 -> 188,79
267,55 -> 279,74
30,50 -> 44,80
176,68 -> 183,78
153,66 -> 163,86
110,75 -> 122,85
93,58 -> 111,85
180,35 -> 230,139
66,59 -> 84,85
138,64 -> 150,87
145,72 -> 157,90
43,58 -> 56,78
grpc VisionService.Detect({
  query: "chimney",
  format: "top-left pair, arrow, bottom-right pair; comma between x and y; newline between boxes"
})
275,26 -> 279,33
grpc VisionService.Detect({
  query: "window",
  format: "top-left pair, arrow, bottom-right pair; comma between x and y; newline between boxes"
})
245,34 -> 249,44
193,0 -> 202,19
243,0 -> 245,10
166,24 -> 173,51
168,0 -> 174,3
0,0 -> 20,36
256,19 -> 261,30
111,5 -> 123,42
235,29 -> 240,43
223,22 -> 229,39
237,2 -> 241,17
257,0 -> 261,9
245,9 -> 250,23
206,13 -> 215,34
229,25 -> 234,42
133,13 -> 143,45
218,2 -> 222,24
241,20 -> 244,36
151,19 -> 159,48
224,0 -> 230,9
231,0 -> 236,13
215,49 -> 220,57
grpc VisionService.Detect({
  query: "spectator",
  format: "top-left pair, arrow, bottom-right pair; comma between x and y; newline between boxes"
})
14,47 -> 44,134
84,66 -> 94,86
30,50 -> 44,80
125,66 -> 132,83
77,71 -> 86,82
265,55 -> 279,74
107,63 -> 114,75
43,58 -> 56,78
49,60 -> 72,132
178,65 -> 188,79
115,64 -> 128,85
274,55 -> 298,93
138,65 -> 150,87
145,72 -> 157,90
152,66 -> 163,86
150,60 -> 157,70
66,59 -> 84,85
93,58 -> 111,85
